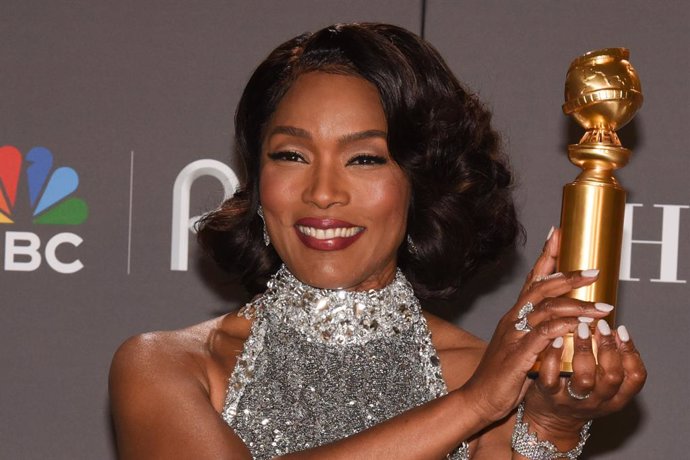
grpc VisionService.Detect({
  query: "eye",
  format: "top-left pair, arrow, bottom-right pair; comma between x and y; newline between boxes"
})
267,151 -> 306,163
347,154 -> 388,166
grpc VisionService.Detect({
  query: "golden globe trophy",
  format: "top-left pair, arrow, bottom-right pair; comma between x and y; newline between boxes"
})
536,48 -> 643,374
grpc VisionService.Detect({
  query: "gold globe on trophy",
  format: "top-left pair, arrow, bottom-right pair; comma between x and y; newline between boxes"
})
534,48 -> 642,374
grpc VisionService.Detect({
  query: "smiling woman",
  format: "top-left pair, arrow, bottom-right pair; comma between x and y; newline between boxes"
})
196,23 -> 519,300
110,23 -> 646,460
260,72 -> 410,290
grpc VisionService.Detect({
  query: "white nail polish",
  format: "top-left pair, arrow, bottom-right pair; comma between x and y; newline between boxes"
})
597,319 -> 612,336
577,322 -> 590,339
595,302 -> 615,312
546,226 -> 555,242
578,316 -> 594,323
617,325 -> 630,342
552,336 -> 564,348
581,269 -> 600,278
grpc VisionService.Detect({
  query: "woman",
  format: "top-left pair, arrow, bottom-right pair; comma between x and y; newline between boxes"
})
110,23 -> 646,459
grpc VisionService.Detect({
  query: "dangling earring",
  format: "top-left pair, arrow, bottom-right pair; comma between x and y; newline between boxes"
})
406,234 -> 418,255
257,205 -> 270,246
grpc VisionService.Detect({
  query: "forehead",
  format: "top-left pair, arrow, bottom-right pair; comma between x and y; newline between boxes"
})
267,71 -> 387,134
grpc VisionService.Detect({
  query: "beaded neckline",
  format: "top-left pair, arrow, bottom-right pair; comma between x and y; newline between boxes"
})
240,265 -> 420,346
227,265 -> 470,459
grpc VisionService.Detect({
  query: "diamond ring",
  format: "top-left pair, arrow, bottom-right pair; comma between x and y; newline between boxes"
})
566,378 -> 592,400
514,301 -> 534,332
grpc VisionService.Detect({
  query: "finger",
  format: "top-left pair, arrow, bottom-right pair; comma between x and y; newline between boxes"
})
592,319 -> 624,400
600,326 -> 647,411
520,317 -> 580,363
537,336 -> 566,394
569,322 -> 597,397
527,297 -> 614,326
520,227 -> 559,296
522,269 -> 601,307
533,226 -> 560,277
614,326 -> 647,399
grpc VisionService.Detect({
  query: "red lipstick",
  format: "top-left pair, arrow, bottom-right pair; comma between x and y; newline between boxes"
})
294,217 -> 365,251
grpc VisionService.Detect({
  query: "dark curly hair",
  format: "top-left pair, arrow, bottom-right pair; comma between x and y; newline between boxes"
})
197,23 -> 521,300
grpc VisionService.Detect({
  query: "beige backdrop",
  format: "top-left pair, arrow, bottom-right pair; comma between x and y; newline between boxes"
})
1,1 -> 688,458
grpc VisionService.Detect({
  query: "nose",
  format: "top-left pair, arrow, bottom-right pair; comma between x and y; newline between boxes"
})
302,159 -> 349,209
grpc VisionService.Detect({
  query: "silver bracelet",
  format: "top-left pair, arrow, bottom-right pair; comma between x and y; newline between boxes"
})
511,402 -> 592,459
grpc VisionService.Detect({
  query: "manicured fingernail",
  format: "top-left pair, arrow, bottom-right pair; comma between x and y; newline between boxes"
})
578,316 -> 594,323
595,302 -> 614,312
546,226 -> 555,241
597,319 -> 611,336
552,336 -> 564,348
577,322 -> 590,339
617,325 -> 630,342
581,269 -> 599,278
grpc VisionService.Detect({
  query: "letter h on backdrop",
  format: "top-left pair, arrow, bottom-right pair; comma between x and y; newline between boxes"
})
620,203 -> 688,283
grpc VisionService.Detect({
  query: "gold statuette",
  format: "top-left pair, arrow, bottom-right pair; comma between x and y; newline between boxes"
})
535,48 -> 642,374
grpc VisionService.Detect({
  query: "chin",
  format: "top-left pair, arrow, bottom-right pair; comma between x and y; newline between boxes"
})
294,266 -> 352,290
279,242 -> 398,291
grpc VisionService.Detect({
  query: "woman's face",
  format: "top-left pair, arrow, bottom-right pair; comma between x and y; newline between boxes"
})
259,71 -> 411,291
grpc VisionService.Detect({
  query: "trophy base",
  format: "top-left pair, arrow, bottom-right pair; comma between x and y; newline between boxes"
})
528,332 -> 598,378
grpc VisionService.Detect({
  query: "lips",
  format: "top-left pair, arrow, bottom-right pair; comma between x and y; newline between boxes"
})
294,217 -> 365,251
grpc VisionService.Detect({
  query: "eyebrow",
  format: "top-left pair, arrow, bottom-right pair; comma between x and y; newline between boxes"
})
267,126 -> 387,145
268,125 -> 311,140
337,130 -> 387,145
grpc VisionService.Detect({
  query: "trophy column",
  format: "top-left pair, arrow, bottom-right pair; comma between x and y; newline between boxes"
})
536,48 -> 642,374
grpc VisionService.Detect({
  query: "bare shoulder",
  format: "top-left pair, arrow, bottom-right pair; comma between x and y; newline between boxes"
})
109,312 -> 253,412
109,313 -> 254,459
423,311 -> 487,391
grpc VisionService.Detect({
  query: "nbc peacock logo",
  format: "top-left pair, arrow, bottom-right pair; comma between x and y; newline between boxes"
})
1,145 -> 88,273
0,145 -> 88,224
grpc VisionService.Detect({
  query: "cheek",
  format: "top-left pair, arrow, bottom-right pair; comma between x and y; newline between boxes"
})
364,173 -> 411,225
259,168 -> 296,210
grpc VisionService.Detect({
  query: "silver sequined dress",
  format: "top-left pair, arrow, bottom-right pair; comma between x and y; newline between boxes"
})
222,266 -> 469,459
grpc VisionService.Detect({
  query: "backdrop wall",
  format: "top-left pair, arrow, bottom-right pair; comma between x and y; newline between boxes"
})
1,1 -> 687,458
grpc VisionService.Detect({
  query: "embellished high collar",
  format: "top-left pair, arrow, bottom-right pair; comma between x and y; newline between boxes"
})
241,265 -> 421,346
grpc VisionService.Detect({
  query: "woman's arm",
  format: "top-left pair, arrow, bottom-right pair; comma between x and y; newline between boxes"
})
109,314 -> 618,460
110,332 -> 253,460
470,229 -> 646,459
110,329 -> 491,460
110,230 -> 644,459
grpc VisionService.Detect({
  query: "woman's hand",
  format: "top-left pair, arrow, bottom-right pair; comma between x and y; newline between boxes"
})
461,227 -> 623,425
525,320 -> 647,446
521,236 -> 647,443
520,319 -> 646,448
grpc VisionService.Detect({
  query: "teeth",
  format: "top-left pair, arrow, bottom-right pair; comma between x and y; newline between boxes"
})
297,225 -> 362,240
